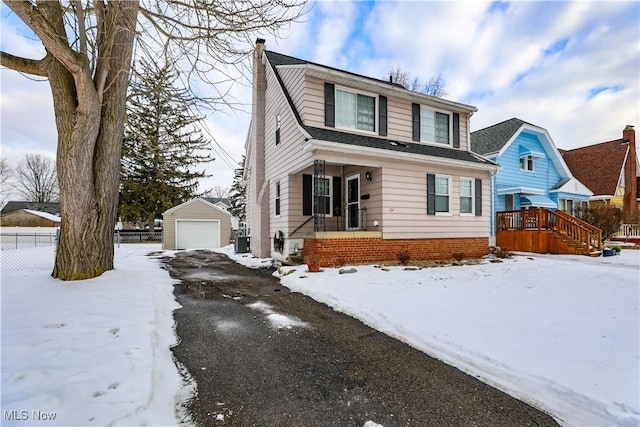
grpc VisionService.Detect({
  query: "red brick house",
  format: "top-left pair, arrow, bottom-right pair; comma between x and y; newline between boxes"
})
561,125 -> 638,221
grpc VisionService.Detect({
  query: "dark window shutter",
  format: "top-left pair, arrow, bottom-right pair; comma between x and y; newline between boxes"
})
453,112 -> 460,148
379,96 -> 387,136
303,174 -> 312,216
412,103 -> 420,141
332,176 -> 342,217
427,173 -> 435,215
324,83 -> 335,127
475,178 -> 482,216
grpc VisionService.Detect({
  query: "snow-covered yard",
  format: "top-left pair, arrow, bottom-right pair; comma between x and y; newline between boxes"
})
220,246 -> 640,427
1,243 -> 638,427
1,244 -> 190,426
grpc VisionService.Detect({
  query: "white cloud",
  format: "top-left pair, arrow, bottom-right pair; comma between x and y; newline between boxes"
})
2,1 -> 638,195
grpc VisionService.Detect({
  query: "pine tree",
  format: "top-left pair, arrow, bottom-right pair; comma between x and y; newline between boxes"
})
228,156 -> 246,222
120,58 -> 213,239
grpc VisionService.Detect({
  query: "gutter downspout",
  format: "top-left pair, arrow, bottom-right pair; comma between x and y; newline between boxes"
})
490,168 -> 498,247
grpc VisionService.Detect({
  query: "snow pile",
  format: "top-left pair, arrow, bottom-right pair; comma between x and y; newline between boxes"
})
247,301 -> 309,329
272,251 -> 639,427
214,244 -> 274,269
1,244 -> 190,426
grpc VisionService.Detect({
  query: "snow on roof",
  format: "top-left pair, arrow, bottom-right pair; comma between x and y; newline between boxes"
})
24,209 -> 61,222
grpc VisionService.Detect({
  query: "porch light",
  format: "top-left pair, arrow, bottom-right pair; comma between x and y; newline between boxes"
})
366,171 -> 372,181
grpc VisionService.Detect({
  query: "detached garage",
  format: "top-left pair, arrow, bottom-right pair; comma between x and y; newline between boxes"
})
162,198 -> 232,250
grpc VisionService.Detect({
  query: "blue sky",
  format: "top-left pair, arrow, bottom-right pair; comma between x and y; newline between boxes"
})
1,1 -> 639,193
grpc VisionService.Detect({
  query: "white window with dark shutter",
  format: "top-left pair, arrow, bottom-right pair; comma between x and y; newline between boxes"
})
460,177 -> 474,215
335,87 -> 376,133
420,107 -> 450,144
435,175 -> 451,215
314,177 -> 333,216
414,105 -> 459,147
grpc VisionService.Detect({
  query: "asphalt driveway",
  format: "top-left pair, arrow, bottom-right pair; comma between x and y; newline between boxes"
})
164,250 -> 558,427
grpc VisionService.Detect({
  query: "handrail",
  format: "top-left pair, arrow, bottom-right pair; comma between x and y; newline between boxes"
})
290,216 -> 315,237
496,208 -> 602,252
552,209 -> 601,234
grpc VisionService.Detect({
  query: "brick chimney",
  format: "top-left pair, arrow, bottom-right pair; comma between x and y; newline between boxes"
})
622,125 -> 637,220
248,38 -> 270,257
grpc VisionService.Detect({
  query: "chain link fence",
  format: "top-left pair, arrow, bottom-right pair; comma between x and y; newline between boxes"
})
1,232 -> 58,271
1,230 -> 161,272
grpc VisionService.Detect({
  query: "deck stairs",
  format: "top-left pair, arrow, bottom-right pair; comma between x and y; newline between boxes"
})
496,208 -> 602,256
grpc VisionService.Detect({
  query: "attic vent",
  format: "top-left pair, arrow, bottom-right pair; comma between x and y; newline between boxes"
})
389,141 -> 407,147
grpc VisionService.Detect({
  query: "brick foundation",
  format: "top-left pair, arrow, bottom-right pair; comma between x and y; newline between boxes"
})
303,236 -> 489,266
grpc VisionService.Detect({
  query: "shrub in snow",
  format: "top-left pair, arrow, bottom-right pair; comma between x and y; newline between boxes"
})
396,250 -> 411,265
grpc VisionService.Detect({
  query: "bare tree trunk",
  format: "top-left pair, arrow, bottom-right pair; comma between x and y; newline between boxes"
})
147,214 -> 156,241
47,2 -> 138,280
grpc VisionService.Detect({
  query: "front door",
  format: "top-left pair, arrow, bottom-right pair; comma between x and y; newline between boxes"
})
346,174 -> 360,230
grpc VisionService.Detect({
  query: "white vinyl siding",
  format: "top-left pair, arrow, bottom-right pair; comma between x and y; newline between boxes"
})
380,162 -> 490,239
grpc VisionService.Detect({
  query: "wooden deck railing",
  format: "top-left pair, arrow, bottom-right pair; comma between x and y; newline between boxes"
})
496,208 -> 602,253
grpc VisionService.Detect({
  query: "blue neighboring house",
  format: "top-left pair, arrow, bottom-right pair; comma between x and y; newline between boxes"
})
470,118 -> 592,240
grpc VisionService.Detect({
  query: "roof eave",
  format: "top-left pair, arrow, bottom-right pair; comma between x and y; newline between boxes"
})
304,65 -> 477,114
306,139 -> 499,172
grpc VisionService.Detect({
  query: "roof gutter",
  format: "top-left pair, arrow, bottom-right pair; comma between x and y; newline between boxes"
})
305,139 -> 500,172
304,65 -> 477,114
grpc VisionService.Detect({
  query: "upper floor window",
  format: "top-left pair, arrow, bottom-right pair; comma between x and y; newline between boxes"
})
413,104 -> 458,146
520,155 -> 534,172
420,107 -> 450,144
335,88 -> 376,132
275,114 -> 281,145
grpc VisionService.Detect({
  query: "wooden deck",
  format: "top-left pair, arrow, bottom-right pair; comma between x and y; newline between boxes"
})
496,208 -> 602,256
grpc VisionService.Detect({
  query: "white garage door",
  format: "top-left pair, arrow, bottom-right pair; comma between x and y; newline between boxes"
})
176,220 -> 220,249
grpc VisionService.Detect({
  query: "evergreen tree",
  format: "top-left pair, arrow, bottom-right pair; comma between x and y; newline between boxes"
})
120,58 -> 213,239
229,156 -> 246,222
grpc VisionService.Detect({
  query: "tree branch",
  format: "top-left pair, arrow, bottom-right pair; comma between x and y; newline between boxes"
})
5,1 -> 83,75
74,0 -> 88,56
0,51 -> 49,76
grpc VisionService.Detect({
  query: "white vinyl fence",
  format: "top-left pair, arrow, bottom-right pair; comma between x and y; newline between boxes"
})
615,223 -> 640,238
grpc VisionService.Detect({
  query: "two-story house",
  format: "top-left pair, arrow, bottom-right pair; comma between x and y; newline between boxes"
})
470,118 -> 593,244
244,40 -> 499,266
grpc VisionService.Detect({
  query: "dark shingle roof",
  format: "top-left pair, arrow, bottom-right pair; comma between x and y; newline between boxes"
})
1,201 -> 60,216
304,126 -> 495,166
265,51 -> 406,89
265,50 -> 493,168
561,140 -> 629,196
470,118 -> 538,155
